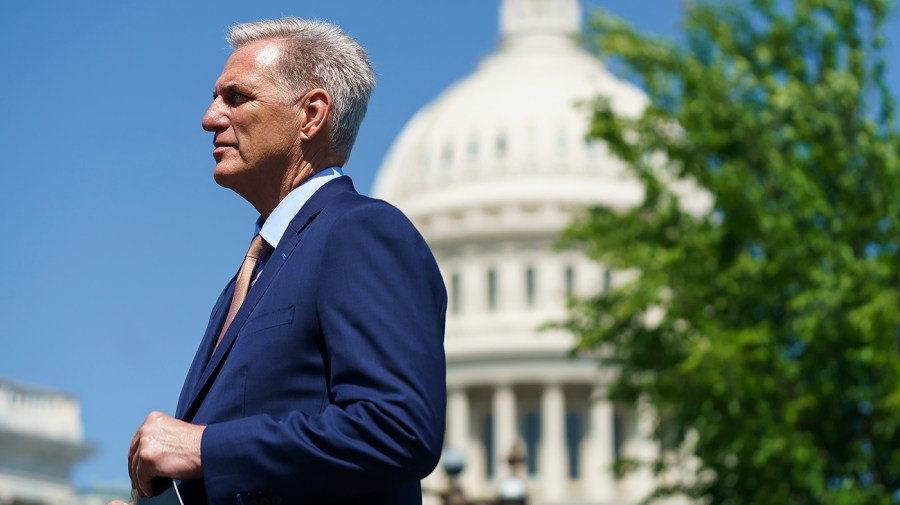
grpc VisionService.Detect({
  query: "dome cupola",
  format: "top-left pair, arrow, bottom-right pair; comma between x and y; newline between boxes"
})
500,0 -> 581,39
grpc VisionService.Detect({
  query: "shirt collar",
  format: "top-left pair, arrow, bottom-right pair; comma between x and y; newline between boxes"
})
256,167 -> 344,248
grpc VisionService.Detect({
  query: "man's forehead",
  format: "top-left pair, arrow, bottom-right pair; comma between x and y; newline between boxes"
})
229,38 -> 285,69
254,43 -> 281,68
215,40 -> 283,90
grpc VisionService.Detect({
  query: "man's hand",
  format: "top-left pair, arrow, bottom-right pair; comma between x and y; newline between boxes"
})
127,411 -> 205,498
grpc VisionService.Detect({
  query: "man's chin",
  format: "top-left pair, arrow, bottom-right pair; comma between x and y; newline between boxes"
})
213,166 -> 240,189
212,169 -> 259,207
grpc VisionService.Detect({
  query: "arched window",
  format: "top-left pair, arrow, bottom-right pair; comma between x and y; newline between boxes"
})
525,266 -> 536,307
496,132 -> 508,158
483,414 -> 495,479
488,269 -> 499,311
521,411 -> 541,476
566,411 -> 585,479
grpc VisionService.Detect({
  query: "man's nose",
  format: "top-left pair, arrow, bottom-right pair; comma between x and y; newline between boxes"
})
202,100 -> 228,132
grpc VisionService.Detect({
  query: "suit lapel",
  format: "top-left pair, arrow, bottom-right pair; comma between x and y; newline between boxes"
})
179,176 -> 356,422
175,278 -> 235,419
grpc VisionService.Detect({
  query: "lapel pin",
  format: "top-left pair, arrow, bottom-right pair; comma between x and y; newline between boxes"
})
281,252 -> 287,260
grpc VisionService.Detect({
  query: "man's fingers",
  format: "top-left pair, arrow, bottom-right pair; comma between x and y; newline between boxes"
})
133,454 -> 153,498
125,411 -> 203,496
128,430 -> 139,492
137,466 -> 156,498
131,443 -> 149,497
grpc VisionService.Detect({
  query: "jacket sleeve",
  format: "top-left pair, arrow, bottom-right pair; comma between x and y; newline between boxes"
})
198,201 -> 447,504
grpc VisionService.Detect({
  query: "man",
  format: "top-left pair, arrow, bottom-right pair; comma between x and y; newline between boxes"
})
113,18 -> 447,505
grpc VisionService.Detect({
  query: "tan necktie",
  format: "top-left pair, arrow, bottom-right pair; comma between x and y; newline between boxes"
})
214,234 -> 273,352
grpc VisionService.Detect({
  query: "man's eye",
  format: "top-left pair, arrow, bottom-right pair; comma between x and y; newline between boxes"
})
229,93 -> 250,106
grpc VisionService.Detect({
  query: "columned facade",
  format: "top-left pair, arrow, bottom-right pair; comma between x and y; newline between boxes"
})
439,374 -> 653,504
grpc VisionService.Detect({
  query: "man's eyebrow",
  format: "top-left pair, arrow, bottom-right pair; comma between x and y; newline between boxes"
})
213,82 -> 250,99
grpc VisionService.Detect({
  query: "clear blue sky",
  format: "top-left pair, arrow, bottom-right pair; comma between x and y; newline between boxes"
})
2,0 -> 898,490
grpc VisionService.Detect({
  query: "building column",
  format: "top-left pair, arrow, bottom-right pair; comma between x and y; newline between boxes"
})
447,386 -> 480,492
540,383 -> 567,501
448,387 -> 469,452
493,384 -> 517,480
584,387 -> 616,500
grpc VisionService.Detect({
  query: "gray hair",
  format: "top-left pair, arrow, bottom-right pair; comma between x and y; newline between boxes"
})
227,18 -> 376,158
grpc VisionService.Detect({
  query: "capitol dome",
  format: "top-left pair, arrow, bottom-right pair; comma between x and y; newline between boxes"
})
373,1 -> 668,504
373,0 -> 648,228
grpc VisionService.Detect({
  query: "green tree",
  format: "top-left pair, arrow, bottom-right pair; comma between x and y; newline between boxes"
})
561,0 -> 900,503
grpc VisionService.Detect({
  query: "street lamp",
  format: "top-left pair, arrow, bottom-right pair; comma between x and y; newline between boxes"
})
429,444 -> 530,505
496,442 -> 528,505
441,447 -> 468,505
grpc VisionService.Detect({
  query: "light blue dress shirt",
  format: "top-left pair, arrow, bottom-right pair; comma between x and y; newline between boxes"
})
256,167 -> 345,249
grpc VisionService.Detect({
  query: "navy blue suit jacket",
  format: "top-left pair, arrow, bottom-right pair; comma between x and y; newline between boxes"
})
174,177 -> 447,504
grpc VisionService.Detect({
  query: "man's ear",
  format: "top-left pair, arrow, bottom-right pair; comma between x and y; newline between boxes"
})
298,88 -> 331,142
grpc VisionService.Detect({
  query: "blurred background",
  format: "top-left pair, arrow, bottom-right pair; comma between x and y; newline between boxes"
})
2,0 -> 899,504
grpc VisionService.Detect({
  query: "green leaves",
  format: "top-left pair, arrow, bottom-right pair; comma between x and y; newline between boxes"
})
566,0 -> 900,502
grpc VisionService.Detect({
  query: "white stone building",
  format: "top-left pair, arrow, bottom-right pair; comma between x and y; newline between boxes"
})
374,0 -> 678,503
0,379 -> 95,505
